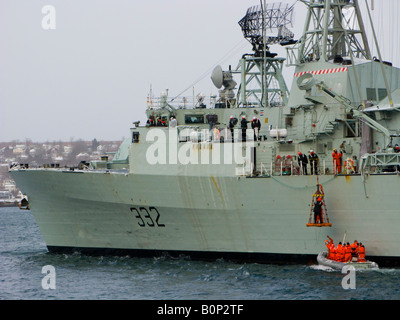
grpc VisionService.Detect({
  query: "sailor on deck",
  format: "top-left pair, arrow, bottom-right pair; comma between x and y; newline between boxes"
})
332,149 -> 343,174
309,151 -> 319,175
169,117 -> 177,128
298,152 -> 308,175
251,117 -> 261,141
240,116 -> 248,142
228,116 -> 237,142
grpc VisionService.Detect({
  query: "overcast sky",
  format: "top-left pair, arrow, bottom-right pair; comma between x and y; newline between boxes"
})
0,0 -> 398,142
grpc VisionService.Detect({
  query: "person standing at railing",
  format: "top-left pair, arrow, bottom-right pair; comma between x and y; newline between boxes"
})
298,152 -> 308,175
228,116 -> 237,142
309,150 -> 319,175
146,116 -> 155,127
332,148 -> 343,174
251,117 -> 261,141
169,117 -> 177,128
240,116 -> 248,142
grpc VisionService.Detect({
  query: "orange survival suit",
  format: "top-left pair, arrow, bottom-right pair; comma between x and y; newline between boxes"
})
332,149 -> 343,174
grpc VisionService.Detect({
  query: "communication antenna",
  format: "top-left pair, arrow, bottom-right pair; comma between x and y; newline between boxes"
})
234,2 -> 294,109
238,2 -> 296,55
210,65 -> 237,105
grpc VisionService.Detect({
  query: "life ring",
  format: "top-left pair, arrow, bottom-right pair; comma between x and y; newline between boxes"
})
344,157 -> 355,173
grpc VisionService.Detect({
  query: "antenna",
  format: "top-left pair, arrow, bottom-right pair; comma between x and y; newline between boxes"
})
211,66 -> 224,89
236,2 -> 292,108
210,65 -> 237,103
365,0 -> 393,108
238,2 -> 296,55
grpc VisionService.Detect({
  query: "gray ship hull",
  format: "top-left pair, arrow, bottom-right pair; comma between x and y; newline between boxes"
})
10,169 -> 400,266
8,0 -> 400,269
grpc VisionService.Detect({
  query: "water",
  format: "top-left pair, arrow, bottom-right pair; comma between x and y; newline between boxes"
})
1,206 -> 400,302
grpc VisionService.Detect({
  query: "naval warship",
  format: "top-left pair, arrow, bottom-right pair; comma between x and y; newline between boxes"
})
10,0 -> 400,266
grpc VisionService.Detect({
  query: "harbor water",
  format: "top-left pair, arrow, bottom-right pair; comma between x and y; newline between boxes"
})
1,206 -> 400,302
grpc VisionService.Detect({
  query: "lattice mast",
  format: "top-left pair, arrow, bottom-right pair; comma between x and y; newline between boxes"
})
237,1 -> 296,108
289,0 -> 371,65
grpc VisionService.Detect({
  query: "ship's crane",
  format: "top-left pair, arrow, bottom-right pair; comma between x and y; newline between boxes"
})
316,82 -> 392,140
297,73 -> 392,140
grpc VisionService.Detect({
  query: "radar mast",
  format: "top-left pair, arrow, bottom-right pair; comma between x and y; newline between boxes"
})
235,1 -> 295,108
287,0 -> 372,66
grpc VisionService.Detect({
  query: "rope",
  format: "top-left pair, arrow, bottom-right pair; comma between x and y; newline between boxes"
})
269,174 -> 337,190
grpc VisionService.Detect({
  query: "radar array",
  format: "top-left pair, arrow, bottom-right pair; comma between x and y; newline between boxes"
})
238,2 -> 296,55
210,2 -> 295,108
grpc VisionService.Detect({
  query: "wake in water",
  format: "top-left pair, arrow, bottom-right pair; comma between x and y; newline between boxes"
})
309,264 -> 336,272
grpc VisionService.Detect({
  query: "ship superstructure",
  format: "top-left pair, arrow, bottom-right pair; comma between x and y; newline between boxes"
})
10,0 -> 400,266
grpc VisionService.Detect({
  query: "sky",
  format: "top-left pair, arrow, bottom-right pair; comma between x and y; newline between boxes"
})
0,0 -> 398,143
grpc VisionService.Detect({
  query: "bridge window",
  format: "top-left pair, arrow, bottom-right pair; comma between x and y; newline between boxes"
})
185,115 -> 204,124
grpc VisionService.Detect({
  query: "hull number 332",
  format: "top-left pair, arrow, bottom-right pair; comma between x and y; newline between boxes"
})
130,207 -> 165,228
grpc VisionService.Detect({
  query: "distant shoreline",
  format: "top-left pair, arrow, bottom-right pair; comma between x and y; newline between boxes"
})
0,200 -> 21,208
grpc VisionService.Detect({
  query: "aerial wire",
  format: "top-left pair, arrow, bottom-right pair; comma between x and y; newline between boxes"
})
169,0 -> 300,104
169,39 -> 249,103
365,0 -> 394,108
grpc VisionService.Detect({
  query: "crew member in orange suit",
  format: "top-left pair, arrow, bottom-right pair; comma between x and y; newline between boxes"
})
325,236 -> 334,260
350,240 -> 359,261
332,149 -> 343,174
358,243 -> 366,262
330,243 -> 337,261
344,243 -> 352,262
336,242 -> 345,262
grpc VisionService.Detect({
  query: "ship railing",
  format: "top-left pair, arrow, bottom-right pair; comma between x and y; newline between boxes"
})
237,162 -> 254,176
146,96 -> 216,111
260,162 -> 272,177
255,159 -> 361,177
